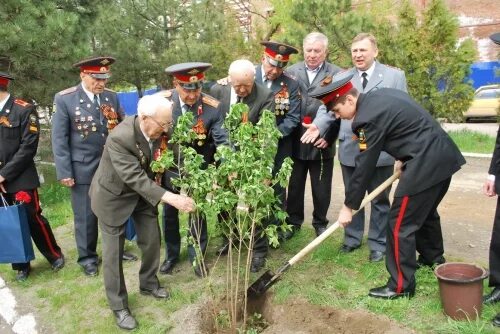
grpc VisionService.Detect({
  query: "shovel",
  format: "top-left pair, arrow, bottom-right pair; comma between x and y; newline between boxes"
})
247,170 -> 401,299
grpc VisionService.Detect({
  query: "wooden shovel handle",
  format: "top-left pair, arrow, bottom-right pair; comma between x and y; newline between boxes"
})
288,170 -> 401,266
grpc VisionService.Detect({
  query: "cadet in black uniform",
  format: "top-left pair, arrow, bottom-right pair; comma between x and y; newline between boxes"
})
303,73 -> 466,299
158,62 -> 229,278
0,72 -> 64,281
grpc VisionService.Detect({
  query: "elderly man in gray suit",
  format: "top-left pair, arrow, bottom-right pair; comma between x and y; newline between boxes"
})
52,56 -> 136,277
89,95 -> 195,330
285,32 -> 342,239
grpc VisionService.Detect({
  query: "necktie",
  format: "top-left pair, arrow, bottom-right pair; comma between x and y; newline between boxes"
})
93,94 -> 100,107
182,104 -> 190,114
148,140 -> 154,156
236,96 -> 242,103
362,72 -> 368,90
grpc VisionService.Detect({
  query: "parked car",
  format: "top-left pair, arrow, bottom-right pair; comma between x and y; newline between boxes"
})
463,84 -> 500,122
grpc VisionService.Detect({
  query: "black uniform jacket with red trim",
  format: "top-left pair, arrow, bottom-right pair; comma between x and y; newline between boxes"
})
489,127 -> 500,191
0,96 -> 41,192
344,88 -> 466,210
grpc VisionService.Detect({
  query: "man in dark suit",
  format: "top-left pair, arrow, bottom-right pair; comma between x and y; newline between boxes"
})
158,62 -> 229,277
52,56 -> 136,277
303,74 -> 465,299
251,41 -> 301,271
482,31 -> 500,327
285,32 -> 342,239
209,58 -> 274,256
338,33 -> 408,263
0,72 -> 64,281
89,94 -> 195,330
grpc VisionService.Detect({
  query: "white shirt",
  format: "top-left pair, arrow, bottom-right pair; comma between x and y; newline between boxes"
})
179,96 -> 190,114
305,63 -> 323,84
261,65 -> 272,88
230,87 -> 238,106
357,62 -> 376,83
81,83 -> 99,104
0,94 -> 10,111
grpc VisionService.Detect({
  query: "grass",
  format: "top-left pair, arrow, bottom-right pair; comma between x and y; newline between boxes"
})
448,129 -> 496,154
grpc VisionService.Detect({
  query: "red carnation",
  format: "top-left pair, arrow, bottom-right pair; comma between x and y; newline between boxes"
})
303,116 -> 312,124
15,191 -> 31,204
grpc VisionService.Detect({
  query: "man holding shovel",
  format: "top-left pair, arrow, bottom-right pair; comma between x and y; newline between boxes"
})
301,73 -> 465,299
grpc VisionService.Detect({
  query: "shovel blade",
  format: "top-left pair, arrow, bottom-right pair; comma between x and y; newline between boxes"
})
247,270 -> 279,299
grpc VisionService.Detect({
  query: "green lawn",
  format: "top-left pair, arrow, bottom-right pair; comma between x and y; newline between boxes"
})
448,129 -> 495,154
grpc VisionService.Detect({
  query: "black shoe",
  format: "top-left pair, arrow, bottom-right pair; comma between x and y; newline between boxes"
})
484,287 -> 500,305
492,313 -> 500,327
140,286 -> 170,299
113,308 -> 137,330
122,252 -> 138,262
82,263 -> 98,277
250,257 -> 266,273
159,260 -> 176,275
314,225 -> 327,237
369,250 -> 385,263
15,267 -> 30,281
51,255 -> 65,271
340,244 -> 360,253
416,255 -> 445,269
194,264 -> 209,278
278,225 -> 300,242
216,242 -> 230,256
368,284 -> 415,299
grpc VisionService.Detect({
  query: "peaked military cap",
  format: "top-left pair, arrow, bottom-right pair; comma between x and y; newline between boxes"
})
0,72 -> 14,88
73,56 -> 116,79
260,41 -> 299,68
310,73 -> 354,105
165,62 -> 212,90
490,32 -> 500,46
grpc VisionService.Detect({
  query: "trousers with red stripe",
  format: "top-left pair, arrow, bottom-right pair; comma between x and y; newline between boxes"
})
386,178 -> 451,293
2,189 -> 62,271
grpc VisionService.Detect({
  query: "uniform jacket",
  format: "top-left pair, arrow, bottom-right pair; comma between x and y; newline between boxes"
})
52,84 -> 123,184
209,81 -> 275,124
489,126 -> 500,191
0,96 -> 40,192
344,88 -> 465,210
89,116 -> 166,226
286,61 -> 342,160
339,62 -> 408,167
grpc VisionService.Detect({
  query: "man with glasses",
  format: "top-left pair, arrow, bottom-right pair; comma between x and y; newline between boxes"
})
252,41 -> 301,272
157,62 -> 228,277
52,56 -> 136,278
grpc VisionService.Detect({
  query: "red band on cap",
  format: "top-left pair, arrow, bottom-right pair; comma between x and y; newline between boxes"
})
264,48 -> 290,62
174,72 -> 205,83
81,65 -> 109,74
321,81 -> 353,105
0,77 -> 10,86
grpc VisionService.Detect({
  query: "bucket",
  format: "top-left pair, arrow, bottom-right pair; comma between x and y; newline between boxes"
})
434,262 -> 489,320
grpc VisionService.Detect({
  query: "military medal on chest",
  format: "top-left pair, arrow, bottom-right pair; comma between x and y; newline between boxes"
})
274,82 -> 290,116
192,105 -> 207,146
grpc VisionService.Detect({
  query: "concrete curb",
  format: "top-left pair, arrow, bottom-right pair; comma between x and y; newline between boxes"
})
0,277 -> 38,334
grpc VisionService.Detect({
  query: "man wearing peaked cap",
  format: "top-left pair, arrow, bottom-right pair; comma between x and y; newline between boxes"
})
252,41 -> 301,271
302,74 -> 465,300
158,62 -> 229,278
0,72 -> 64,281
52,56 -> 133,278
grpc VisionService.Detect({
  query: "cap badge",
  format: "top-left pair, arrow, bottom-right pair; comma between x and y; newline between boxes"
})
100,67 -> 107,72
278,45 -> 286,53
275,54 -> 283,61
100,59 -> 110,65
187,69 -> 200,75
189,76 -> 198,82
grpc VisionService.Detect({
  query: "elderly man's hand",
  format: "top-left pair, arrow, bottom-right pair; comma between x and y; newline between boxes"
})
483,179 -> 497,197
314,138 -> 329,149
300,123 -> 320,144
60,178 -> 75,187
337,204 -> 353,227
162,192 -> 195,212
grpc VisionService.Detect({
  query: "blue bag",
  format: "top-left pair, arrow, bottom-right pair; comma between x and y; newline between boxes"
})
125,217 -> 137,241
0,198 -> 35,263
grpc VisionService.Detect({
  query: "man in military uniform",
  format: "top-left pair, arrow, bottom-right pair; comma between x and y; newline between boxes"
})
0,72 -> 64,281
285,32 -> 342,239
89,94 -> 195,330
482,31 -> 500,327
251,41 -> 301,271
158,62 -> 228,277
209,58 -> 275,256
303,74 -> 465,299
335,33 -> 409,263
52,56 -> 135,277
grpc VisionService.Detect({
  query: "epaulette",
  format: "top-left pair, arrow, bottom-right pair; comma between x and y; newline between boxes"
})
14,99 -> 31,107
104,87 -> 116,93
155,90 -> 173,99
216,77 -> 229,86
202,94 -> 220,108
284,72 -> 297,81
59,86 -> 77,96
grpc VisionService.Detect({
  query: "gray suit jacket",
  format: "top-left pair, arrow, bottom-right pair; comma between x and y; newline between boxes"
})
286,61 -> 342,160
338,62 -> 407,166
209,82 -> 274,124
52,84 -> 123,184
89,116 -> 166,226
